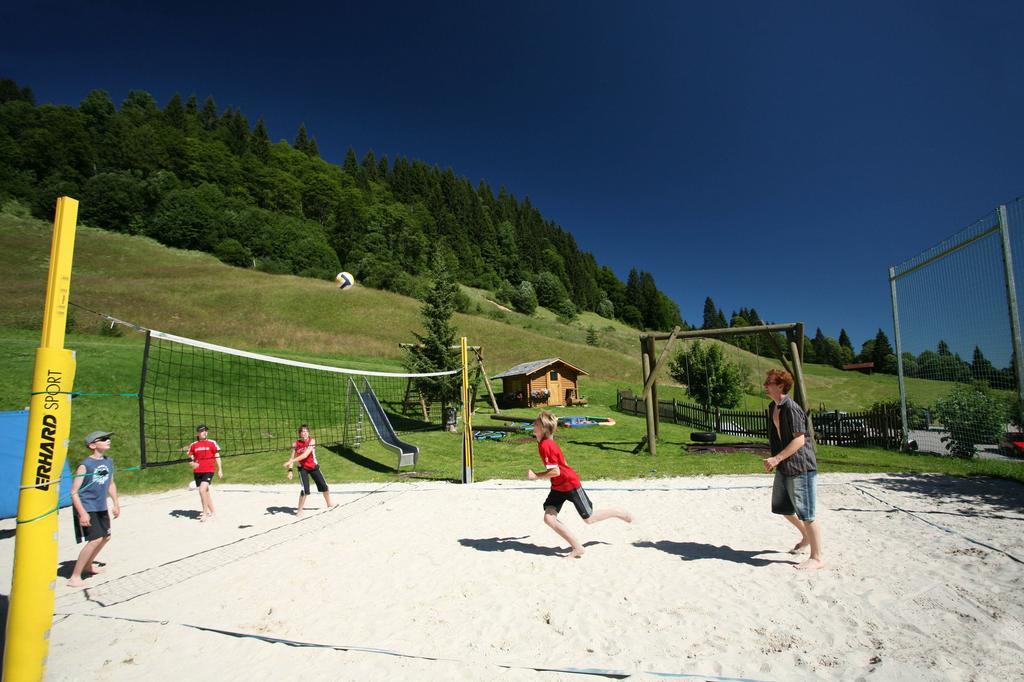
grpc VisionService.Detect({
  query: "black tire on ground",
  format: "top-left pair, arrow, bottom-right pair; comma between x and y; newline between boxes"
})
690,432 -> 716,443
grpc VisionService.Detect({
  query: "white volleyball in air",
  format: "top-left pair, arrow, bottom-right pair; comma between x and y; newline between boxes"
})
336,271 -> 355,290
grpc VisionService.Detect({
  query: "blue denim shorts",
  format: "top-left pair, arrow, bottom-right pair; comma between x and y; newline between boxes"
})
771,469 -> 817,521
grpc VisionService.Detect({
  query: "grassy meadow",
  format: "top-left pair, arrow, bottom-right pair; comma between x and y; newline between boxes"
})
3,208 -> 1021,494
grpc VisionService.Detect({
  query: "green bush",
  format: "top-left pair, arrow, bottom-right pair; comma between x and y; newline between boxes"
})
454,287 -> 472,314
80,171 -> 147,233
532,271 -> 569,309
494,280 -> 516,305
214,238 -> 252,267
933,383 -> 1006,458
553,298 -> 577,323
511,281 -> 537,315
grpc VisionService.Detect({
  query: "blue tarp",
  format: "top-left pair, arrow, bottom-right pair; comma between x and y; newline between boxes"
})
1,410 -> 73,520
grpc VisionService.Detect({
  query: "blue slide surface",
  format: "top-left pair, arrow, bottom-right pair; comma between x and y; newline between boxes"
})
356,380 -> 419,470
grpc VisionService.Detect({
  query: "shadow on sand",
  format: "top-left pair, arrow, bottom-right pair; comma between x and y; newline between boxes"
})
851,473 -> 1024,516
459,536 -> 608,556
633,540 -> 794,566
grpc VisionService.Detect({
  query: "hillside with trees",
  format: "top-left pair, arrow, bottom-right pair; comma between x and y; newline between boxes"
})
0,77 -> 681,331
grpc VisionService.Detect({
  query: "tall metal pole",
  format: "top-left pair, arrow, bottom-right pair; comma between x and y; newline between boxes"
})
460,337 -> 473,483
889,266 -> 911,447
998,205 -> 1024,429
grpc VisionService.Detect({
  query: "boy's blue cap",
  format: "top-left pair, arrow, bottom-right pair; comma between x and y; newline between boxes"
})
84,431 -> 114,447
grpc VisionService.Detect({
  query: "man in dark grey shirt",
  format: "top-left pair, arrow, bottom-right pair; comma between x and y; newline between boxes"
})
764,369 -> 824,570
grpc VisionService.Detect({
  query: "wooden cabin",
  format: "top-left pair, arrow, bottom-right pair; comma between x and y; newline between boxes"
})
492,358 -> 589,408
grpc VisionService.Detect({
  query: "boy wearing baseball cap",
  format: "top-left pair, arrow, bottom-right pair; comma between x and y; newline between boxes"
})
68,430 -> 119,587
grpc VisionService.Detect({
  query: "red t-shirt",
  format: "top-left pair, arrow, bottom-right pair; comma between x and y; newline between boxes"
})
538,438 -> 581,492
293,438 -> 318,470
188,439 -> 220,473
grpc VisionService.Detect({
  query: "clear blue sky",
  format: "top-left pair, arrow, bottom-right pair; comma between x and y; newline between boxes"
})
4,0 -> 1023,350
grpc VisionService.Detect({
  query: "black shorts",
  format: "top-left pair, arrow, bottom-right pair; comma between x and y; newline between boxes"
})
298,466 -> 329,496
194,472 -> 214,487
543,487 -> 593,519
73,510 -> 111,544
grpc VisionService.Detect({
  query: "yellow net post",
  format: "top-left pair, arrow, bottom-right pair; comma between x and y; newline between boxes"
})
460,337 -> 473,483
4,197 -> 79,682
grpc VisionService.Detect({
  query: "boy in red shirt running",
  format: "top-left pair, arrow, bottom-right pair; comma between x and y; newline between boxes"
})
284,424 -> 336,515
187,424 -> 222,522
527,410 -> 632,558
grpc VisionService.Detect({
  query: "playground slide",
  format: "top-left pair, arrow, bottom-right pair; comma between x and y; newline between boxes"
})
356,379 -> 419,470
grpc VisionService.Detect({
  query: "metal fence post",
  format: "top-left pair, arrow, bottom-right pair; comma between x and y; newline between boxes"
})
999,205 -> 1024,429
889,265 -> 911,447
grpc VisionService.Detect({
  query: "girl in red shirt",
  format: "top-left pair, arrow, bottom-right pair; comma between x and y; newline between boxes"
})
284,425 -> 336,516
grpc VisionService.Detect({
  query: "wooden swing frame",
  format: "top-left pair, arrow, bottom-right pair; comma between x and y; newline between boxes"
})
636,322 -> 812,455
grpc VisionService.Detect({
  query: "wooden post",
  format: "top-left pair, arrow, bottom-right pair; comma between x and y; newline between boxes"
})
402,378 -> 413,415
644,336 -> 660,436
639,326 -> 680,397
789,337 -> 815,442
470,362 -> 481,410
642,346 -> 657,456
475,349 -> 500,413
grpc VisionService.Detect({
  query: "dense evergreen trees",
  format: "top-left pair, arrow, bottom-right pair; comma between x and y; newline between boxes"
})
0,77 -> 682,328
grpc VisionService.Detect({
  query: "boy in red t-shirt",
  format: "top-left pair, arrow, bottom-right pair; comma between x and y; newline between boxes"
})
284,424 -> 336,515
527,410 -> 632,558
187,424 -> 222,522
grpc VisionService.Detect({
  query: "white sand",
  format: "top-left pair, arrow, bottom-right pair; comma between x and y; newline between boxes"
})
2,472 -> 1023,681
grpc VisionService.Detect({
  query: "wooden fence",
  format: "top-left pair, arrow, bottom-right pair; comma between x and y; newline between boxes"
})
616,390 -> 902,449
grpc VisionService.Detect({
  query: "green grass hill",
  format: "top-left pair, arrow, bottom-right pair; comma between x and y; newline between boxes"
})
2,207 -> 944,408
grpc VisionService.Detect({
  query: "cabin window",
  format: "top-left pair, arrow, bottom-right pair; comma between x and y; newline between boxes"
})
550,371 -> 559,381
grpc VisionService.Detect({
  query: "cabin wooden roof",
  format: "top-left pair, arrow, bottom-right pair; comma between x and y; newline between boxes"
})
492,358 -> 589,380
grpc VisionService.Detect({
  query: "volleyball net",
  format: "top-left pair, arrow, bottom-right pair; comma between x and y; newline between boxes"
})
139,330 -> 461,467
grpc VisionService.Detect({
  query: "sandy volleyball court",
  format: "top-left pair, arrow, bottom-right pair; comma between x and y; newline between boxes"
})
3,473 -> 1023,681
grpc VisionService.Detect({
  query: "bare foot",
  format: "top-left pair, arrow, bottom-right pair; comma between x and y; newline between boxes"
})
795,558 -> 826,570
67,576 -> 86,588
85,566 -> 105,575
622,511 -> 634,523
199,513 -> 208,523
565,547 -> 586,559
789,540 -> 809,554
